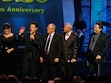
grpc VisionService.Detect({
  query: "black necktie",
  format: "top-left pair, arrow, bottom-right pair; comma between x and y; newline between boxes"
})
45,35 -> 51,55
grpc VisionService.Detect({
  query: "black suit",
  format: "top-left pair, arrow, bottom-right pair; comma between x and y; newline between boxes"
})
42,33 -> 62,81
87,32 -> 109,76
61,32 -> 78,80
18,32 -> 42,77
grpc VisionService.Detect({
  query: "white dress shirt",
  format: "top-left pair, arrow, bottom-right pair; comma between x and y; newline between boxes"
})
45,32 -> 55,54
65,31 -> 72,40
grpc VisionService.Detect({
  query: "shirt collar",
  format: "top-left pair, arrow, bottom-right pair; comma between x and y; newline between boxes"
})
66,31 -> 72,36
49,32 -> 55,36
95,32 -> 101,35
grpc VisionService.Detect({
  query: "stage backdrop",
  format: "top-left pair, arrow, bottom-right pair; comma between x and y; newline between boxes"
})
0,0 -> 64,34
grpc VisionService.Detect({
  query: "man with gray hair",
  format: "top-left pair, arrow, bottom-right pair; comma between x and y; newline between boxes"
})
61,23 -> 78,82
41,23 -> 62,83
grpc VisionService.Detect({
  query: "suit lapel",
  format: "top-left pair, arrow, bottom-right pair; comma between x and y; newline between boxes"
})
51,33 -> 56,45
34,33 -> 39,39
63,33 -> 65,41
95,33 -> 102,45
45,34 -> 48,41
66,32 -> 73,41
63,32 -> 73,41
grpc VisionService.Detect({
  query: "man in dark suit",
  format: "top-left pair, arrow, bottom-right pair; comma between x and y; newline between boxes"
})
18,22 -> 43,78
87,22 -> 109,76
61,23 -> 78,82
40,23 -> 62,83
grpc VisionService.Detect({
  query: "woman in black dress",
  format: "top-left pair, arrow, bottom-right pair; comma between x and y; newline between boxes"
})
0,23 -> 17,76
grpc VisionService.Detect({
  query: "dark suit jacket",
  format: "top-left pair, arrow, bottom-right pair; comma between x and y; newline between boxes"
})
42,33 -> 62,64
62,32 -> 78,62
88,32 -> 109,62
18,32 -> 43,63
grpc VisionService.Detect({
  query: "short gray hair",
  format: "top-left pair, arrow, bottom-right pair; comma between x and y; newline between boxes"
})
65,23 -> 72,30
49,23 -> 56,29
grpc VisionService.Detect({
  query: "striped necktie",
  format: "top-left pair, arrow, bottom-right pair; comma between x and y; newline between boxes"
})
89,34 -> 99,51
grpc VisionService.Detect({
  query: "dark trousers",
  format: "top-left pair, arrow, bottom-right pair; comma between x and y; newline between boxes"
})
88,60 -> 103,76
61,59 -> 74,81
42,56 -> 57,82
88,51 -> 103,76
23,52 -> 38,77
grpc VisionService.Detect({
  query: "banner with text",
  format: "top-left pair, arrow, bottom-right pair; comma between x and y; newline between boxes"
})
0,0 -> 64,34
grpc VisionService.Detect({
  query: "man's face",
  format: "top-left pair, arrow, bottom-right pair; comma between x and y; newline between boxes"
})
94,24 -> 102,34
30,24 -> 37,33
47,24 -> 55,34
63,25 -> 70,33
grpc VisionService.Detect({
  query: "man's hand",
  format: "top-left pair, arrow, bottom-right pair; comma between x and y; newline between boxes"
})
40,57 -> 43,63
30,34 -> 35,40
54,58 -> 59,63
71,58 -> 76,63
18,26 -> 25,35
6,48 -> 14,54
96,55 -> 101,60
